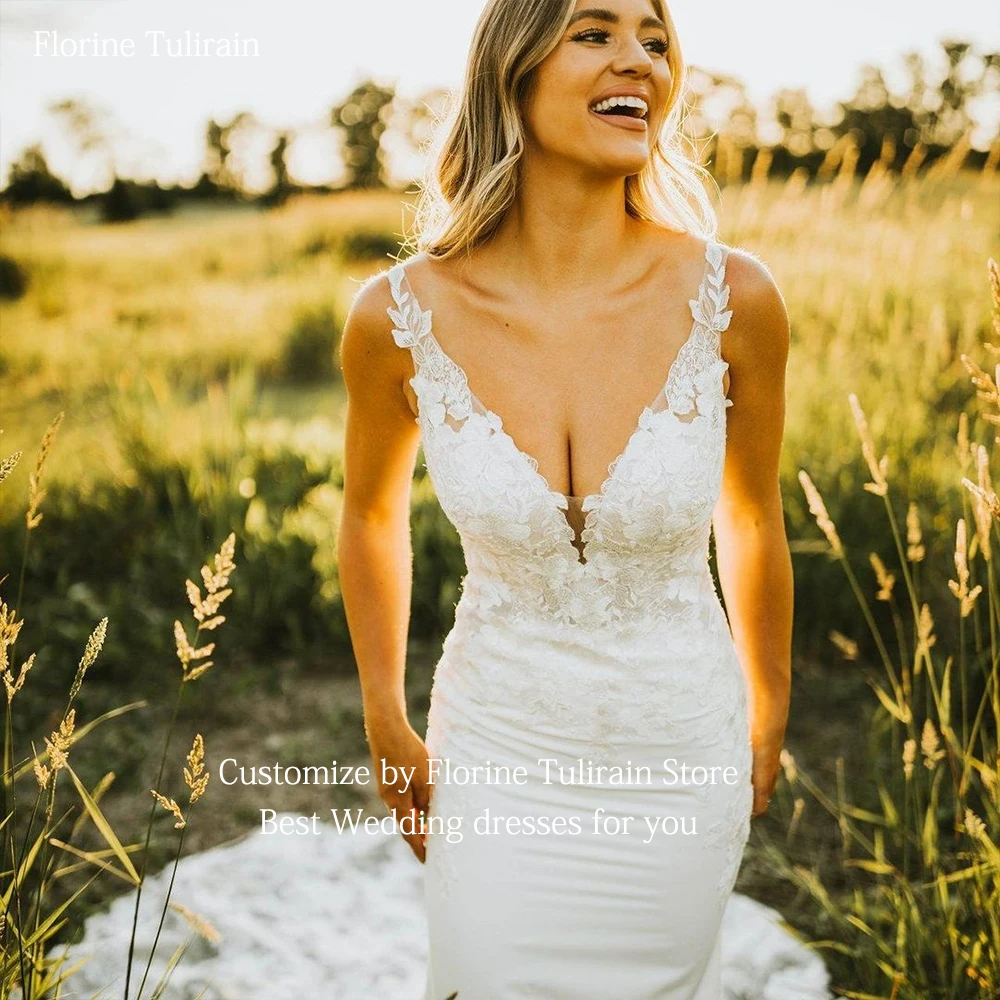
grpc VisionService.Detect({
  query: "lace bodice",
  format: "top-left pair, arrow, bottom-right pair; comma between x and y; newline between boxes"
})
386,239 -> 734,641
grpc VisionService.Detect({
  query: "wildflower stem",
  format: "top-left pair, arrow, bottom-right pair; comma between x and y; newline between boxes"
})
135,814 -> 190,999
123,679 -> 186,1000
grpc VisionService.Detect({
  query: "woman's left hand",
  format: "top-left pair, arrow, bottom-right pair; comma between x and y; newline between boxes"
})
750,735 -> 783,818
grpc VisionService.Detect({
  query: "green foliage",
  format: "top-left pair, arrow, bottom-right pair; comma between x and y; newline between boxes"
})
1,179 -> 999,994
755,260 -> 1000,998
0,364 -> 464,729
410,470 -> 466,636
0,253 -> 28,300
1,415 -> 236,997
330,81 -> 395,190
276,303 -> 341,383
1,143 -> 73,207
1,404 -> 353,710
340,229 -> 400,262
101,177 -> 141,223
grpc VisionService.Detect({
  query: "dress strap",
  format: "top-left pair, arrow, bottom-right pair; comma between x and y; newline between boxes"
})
690,239 -> 733,340
386,261 -> 427,354
663,238 -> 734,416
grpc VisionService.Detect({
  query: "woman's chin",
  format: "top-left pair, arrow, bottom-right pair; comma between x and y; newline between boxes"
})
588,150 -> 651,177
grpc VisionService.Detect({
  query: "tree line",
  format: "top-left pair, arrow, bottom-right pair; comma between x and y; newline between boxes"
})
2,38 -> 996,220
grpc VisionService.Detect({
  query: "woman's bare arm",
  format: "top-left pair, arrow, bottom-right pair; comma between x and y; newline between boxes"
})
338,270 -> 421,719
712,249 -> 794,816
337,269 -> 431,859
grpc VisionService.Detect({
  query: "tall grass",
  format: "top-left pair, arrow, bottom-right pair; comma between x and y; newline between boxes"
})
1,412 -> 237,999
757,257 -> 1000,998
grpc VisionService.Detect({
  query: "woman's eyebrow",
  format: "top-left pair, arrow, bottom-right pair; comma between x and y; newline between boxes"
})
567,7 -> 668,32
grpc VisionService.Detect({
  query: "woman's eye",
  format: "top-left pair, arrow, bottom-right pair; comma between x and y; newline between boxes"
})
570,29 -> 668,55
571,29 -> 610,43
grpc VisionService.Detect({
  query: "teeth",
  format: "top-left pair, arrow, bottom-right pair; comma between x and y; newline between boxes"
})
589,95 -> 648,118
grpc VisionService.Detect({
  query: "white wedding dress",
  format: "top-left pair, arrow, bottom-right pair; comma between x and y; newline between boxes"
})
385,238 -> 754,999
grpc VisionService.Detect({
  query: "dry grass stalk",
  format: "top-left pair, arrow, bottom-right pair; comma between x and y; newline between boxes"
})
848,393 -> 889,496
797,470 -> 844,557
184,733 -> 209,804
902,738 -> 916,779
174,531 -> 236,683
948,519 -> 983,617
1,412 -> 238,998
781,257 -> 1000,997
869,552 -> 895,600
0,449 -> 21,486
67,616 -> 107,704
150,789 -> 187,829
169,901 -> 221,944
25,410 -> 64,530
829,629 -> 859,660
906,503 -> 925,563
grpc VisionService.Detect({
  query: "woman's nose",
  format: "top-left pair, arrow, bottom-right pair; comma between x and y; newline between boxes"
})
611,37 -> 655,75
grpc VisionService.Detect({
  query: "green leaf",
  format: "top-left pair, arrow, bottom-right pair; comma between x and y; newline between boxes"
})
65,762 -> 140,884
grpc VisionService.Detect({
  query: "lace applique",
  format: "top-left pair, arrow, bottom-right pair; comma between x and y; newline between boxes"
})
700,678 -> 755,908
423,777 -> 474,904
704,744 -> 755,908
385,239 -> 735,640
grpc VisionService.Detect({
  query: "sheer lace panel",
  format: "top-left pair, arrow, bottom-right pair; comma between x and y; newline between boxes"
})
385,239 -> 734,635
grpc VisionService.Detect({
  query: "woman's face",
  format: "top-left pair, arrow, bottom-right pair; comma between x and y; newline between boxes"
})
522,0 -> 674,177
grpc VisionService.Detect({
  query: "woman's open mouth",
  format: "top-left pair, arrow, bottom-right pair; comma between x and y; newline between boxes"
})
588,95 -> 649,131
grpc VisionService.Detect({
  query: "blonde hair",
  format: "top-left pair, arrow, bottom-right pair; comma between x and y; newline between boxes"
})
407,0 -> 720,260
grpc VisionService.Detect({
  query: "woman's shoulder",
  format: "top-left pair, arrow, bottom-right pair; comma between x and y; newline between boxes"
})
342,266 -> 397,353
711,240 -> 790,369
344,250 -> 438,333
718,241 -> 788,332
339,256 -> 426,389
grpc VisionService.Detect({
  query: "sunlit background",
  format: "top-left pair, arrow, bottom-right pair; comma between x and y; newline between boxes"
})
1,0 -> 998,194
2,2 -> 1000,998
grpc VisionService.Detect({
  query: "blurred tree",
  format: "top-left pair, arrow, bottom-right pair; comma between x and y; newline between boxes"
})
101,177 -> 140,222
830,40 -> 999,173
1,144 -> 73,205
5,36 -> 995,205
385,87 -> 453,190
772,88 -> 818,159
682,68 -> 759,183
204,118 -> 227,188
262,129 -> 294,207
0,254 -> 29,300
203,111 -> 258,196
330,81 -> 395,189
830,64 -> 919,172
931,40 -> 995,146
48,98 -> 117,191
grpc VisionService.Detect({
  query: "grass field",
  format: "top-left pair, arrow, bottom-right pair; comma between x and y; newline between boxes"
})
3,174 -> 995,482
2,163 -> 999,997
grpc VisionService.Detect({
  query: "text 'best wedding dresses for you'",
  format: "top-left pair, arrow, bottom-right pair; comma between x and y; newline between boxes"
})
383,238 -> 754,999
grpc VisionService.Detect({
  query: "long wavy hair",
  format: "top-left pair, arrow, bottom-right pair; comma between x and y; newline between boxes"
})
407,0 -> 719,260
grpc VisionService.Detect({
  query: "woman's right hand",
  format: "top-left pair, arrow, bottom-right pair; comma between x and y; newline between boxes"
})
366,716 -> 434,863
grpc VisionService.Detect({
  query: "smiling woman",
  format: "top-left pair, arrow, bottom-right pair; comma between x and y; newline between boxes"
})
337,0 -> 793,997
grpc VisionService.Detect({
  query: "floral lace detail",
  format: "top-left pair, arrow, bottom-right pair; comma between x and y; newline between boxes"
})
430,595 -> 745,747
386,239 -> 734,640
423,773 -> 476,904
704,728 -> 755,908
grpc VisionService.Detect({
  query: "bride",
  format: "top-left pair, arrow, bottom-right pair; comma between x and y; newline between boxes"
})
337,0 -> 793,995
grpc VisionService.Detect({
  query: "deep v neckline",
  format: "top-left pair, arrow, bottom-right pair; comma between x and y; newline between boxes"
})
396,243 -> 714,496
388,239 -> 727,567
